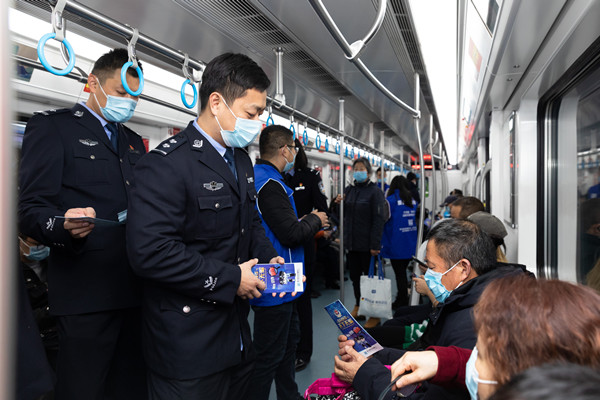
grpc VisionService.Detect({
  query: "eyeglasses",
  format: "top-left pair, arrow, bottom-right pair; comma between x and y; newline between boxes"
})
280,144 -> 299,152
411,256 -> 430,270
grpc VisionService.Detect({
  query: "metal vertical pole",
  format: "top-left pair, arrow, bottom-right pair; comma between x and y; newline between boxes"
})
429,116 -> 437,217
1,0 -> 15,396
380,130 -> 385,192
338,98 -> 345,303
410,73 -> 424,306
274,47 -> 286,104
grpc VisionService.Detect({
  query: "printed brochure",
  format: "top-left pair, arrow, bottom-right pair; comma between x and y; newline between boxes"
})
252,262 -> 303,294
324,299 -> 383,357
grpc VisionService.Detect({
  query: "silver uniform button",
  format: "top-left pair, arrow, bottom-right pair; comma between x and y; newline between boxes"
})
120,158 -> 123,163
126,180 -> 130,186
241,228 -> 245,234
90,155 -> 95,160
183,305 -> 191,313
215,202 -> 220,209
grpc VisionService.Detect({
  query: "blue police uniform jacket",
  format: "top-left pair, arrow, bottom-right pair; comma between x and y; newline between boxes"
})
380,190 -> 418,260
18,104 -> 146,315
251,163 -> 304,307
126,121 -> 277,380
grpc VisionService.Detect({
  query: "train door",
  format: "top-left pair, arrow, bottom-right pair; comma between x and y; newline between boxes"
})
539,38 -> 600,285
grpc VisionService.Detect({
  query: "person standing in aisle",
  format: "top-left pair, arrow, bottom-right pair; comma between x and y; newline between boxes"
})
18,48 -> 147,399
126,52 -> 281,400
380,176 -> 418,309
285,139 -> 329,372
248,125 -> 327,400
336,157 -> 386,328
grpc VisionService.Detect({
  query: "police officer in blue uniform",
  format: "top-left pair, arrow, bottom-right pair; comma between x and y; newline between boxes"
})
18,49 -> 147,399
126,53 -> 282,400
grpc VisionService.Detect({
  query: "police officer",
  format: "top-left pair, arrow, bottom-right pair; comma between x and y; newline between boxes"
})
18,48 -> 147,399
126,52 -> 282,400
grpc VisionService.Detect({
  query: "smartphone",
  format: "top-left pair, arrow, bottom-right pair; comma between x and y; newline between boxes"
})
411,256 -> 429,269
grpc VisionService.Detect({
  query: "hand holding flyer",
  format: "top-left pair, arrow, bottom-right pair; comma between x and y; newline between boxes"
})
251,263 -> 304,294
325,300 -> 383,357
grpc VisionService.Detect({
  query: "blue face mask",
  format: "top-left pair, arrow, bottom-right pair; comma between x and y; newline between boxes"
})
465,347 -> 498,400
215,95 -> 263,148
423,260 -> 462,303
95,81 -> 137,123
354,171 -> 368,183
20,238 -> 50,261
283,146 -> 296,173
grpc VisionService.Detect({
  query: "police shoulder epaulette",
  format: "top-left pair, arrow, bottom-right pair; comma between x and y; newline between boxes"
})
150,135 -> 187,156
33,108 -> 70,116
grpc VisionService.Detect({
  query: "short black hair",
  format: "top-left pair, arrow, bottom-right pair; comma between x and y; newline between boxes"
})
90,48 -> 142,83
450,189 -> 463,196
451,196 -> 485,219
293,138 -> 308,171
489,363 -> 600,400
353,157 -> 372,175
199,52 -> 271,111
259,125 -> 293,159
407,172 -> 417,181
426,219 -> 496,275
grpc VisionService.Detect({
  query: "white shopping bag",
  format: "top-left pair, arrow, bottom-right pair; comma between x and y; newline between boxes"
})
358,255 -> 393,319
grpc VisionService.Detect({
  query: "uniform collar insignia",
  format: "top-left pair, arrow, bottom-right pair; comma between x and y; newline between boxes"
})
79,139 -> 99,146
203,181 -> 224,191
169,138 -> 177,144
247,176 -> 254,184
192,139 -> 203,148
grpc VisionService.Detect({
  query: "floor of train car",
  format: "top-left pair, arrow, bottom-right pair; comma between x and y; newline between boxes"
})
248,262 -> 401,400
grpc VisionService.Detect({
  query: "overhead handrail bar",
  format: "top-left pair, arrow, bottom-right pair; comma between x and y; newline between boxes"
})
346,0 -> 387,60
307,0 -> 419,118
13,54 -> 197,117
33,0 -> 402,162
44,0 -> 205,72
267,97 -> 402,164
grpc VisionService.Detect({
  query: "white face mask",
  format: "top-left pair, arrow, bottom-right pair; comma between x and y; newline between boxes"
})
94,81 -> 137,123
465,347 -> 498,400
214,95 -> 262,148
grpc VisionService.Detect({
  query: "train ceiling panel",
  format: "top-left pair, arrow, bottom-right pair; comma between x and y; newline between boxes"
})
14,0 -> 444,161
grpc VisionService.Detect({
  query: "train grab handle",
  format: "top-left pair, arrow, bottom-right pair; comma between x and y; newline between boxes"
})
180,79 -> 198,109
37,33 -> 76,76
122,28 -> 144,96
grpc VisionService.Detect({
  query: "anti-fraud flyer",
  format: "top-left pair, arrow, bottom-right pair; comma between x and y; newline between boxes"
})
324,300 -> 383,357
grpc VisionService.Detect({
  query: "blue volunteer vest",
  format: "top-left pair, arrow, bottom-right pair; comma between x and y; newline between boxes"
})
380,190 -> 418,260
251,163 -> 305,307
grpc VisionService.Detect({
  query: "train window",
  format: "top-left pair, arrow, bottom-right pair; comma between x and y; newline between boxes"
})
540,40 -> 600,284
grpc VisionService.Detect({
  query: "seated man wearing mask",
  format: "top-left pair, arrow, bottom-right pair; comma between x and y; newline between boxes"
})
334,219 -> 528,400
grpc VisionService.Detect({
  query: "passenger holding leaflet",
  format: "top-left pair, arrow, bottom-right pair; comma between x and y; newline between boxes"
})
389,276 -> 600,400
126,53 -> 280,400
247,124 -> 327,400
18,48 -> 147,400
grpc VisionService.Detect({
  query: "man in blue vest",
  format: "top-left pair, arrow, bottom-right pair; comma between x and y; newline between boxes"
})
248,125 -> 328,400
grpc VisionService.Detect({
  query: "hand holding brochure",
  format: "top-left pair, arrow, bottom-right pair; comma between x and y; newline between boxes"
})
252,263 -> 304,294
54,216 -> 124,227
324,300 -> 383,357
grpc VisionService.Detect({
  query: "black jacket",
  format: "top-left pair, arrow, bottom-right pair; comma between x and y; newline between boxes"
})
256,160 -> 322,249
286,167 -> 328,217
352,262 -> 531,400
127,122 -> 277,380
18,104 -> 146,315
343,181 -> 386,251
